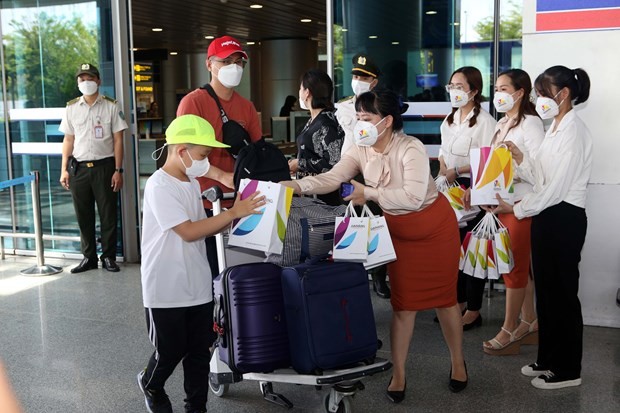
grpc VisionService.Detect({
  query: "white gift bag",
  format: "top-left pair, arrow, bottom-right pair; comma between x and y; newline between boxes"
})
494,227 -> 515,274
332,202 -> 370,263
462,233 -> 480,276
470,145 -> 514,206
442,185 -> 481,223
228,179 -> 293,254
485,239 -> 501,280
361,205 -> 397,269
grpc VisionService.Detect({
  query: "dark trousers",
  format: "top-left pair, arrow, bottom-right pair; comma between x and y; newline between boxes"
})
143,302 -> 216,411
69,158 -> 118,259
457,209 -> 486,311
531,202 -> 586,379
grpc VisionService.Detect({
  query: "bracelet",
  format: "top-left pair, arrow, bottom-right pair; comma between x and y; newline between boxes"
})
454,166 -> 460,177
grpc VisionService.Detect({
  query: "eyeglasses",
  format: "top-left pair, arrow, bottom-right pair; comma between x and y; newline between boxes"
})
445,83 -> 467,92
212,57 -> 247,68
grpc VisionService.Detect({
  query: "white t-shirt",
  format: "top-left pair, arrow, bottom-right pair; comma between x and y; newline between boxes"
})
439,107 -> 497,176
140,169 -> 213,308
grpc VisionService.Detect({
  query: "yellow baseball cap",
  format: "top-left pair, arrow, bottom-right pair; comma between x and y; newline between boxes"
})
165,114 -> 230,148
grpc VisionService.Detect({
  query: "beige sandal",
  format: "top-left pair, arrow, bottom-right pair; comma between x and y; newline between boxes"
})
515,319 -> 538,345
483,327 -> 521,355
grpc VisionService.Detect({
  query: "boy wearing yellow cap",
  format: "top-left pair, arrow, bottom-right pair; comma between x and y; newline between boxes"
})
137,114 -> 264,413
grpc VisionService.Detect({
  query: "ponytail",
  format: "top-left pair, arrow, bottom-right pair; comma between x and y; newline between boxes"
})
535,66 -> 590,106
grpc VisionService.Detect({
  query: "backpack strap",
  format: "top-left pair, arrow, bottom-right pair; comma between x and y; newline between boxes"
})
201,83 -> 229,124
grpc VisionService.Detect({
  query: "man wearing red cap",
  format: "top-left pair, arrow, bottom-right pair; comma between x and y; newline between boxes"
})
177,35 -> 262,275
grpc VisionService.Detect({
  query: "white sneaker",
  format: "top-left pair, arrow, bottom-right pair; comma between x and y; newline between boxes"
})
531,371 -> 582,390
521,362 -> 548,377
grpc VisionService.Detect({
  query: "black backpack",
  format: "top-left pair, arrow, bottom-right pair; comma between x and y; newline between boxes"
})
233,138 -> 291,190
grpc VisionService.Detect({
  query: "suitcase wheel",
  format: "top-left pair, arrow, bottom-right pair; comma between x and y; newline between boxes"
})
209,378 -> 229,397
324,393 -> 352,413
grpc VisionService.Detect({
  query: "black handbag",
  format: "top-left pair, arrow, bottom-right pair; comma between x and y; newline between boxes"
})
201,84 -> 250,158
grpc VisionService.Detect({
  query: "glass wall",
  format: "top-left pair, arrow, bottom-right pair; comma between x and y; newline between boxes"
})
333,0 -> 524,168
0,0 -> 120,256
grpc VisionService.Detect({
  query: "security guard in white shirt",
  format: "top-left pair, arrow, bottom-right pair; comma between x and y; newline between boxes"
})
335,54 -> 390,298
336,53 -> 380,156
59,63 -> 128,273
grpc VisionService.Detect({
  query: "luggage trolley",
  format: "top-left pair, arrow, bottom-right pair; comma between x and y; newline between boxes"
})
203,187 -> 392,413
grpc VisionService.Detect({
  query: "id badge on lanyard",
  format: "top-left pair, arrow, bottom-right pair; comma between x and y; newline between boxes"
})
95,116 -> 103,139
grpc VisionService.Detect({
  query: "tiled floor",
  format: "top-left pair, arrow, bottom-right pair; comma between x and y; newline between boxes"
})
0,255 -> 618,413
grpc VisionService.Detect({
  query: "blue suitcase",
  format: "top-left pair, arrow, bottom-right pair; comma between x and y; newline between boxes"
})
281,259 -> 378,374
213,262 -> 290,373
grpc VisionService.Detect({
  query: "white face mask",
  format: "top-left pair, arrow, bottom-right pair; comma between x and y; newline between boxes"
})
449,89 -> 471,108
535,90 -> 563,120
299,90 -> 309,110
181,150 -> 211,178
351,79 -> 372,96
78,80 -> 98,96
493,91 -> 520,113
353,117 -> 387,146
216,63 -> 243,88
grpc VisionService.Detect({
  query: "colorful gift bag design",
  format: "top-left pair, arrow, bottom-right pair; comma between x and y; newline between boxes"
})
462,234 -> 480,276
361,205 -> 396,269
470,145 -> 514,206
486,239 -> 500,280
332,202 -> 370,263
442,185 -> 481,223
228,179 -> 293,254
494,227 -> 515,274
459,231 -> 472,271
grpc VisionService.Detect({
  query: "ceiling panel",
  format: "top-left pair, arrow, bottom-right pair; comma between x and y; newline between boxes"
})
131,0 -> 327,54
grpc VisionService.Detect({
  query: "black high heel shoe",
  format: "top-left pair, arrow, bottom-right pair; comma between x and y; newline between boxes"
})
386,377 -> 406,403
449,362 -> 468,393
462,314 -> 482,331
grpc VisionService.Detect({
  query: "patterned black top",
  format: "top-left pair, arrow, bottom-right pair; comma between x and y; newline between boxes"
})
296,108 -> 344,176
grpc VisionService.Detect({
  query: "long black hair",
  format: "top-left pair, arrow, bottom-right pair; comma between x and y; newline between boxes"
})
300,69 -> 334,109
534,66 -> 590,105
498,68 -> 538,132
447,66 -> 483,127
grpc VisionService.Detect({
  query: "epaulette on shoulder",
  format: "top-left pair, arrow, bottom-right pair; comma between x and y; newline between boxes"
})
102,95 -> 117,104
337,95 -> 354,103
66,97 -> 80,106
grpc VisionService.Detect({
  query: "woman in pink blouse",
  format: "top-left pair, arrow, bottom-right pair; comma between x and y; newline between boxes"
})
281,89 -> 467,402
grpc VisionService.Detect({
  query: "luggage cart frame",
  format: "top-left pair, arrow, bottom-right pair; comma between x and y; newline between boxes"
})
203,187 -> 392,413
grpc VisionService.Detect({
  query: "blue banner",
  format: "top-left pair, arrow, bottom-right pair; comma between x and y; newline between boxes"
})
537,0 -> 620,12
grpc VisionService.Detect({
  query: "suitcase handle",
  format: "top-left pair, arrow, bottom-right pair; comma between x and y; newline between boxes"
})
213,294 -> 227,348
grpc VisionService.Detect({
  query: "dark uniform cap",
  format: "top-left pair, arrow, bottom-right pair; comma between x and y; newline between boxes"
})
351,54 -> 379,78
76,63 -> 100,78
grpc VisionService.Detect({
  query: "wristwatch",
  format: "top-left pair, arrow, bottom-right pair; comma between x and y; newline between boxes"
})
115,168 -> 124,173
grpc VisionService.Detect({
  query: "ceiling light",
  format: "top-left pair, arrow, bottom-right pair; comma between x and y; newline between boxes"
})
453,22 -> 460,26
369,35 -> 378,39
391,41 -> 400,45
425,10 -> 438,15
250,4 -> 263,8
152,28 -> 163,32
169,52 -> 178,55
247,41 -> 256,45
300,18 -> 312,23
341,28 -> 348,32
205,35 -> 214,39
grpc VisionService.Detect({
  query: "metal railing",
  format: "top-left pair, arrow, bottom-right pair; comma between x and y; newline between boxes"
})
0,171 -> 79,275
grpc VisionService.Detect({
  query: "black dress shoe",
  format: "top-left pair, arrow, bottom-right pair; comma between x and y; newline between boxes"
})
102,257 -> 120,272
373,278 -> 391,299
71,257 -> 98,273
463,314 -> 482,331
449,362 -> 468,393
386,377 -> 406,403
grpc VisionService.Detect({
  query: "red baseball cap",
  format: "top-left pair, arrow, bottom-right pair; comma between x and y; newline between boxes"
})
207,36 -> 248,60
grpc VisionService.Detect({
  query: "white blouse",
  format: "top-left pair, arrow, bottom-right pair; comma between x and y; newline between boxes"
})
439,107 -> 497,176
514,110 -> 592,219
492,114 -> 545,202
